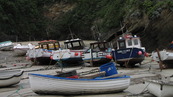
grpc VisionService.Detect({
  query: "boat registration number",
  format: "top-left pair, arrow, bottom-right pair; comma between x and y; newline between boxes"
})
117,49 -> 131,54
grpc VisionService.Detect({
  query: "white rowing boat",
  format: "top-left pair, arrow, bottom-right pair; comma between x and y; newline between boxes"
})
0,70 -> 23,87
145,79 -> 173,97
29,62 -> 130,95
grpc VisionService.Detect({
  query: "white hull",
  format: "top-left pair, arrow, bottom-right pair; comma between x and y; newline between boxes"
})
13,44 -> 35,56
152,50 -> 173,62
145,80 -> 173,97
0,70 -> 23,87
82,52 -> 111,62
29,73 -> 130,95
52,49 -> 82,63
0,41 -> 13,51
0,45 -> 13,51
26,49 -> 51,58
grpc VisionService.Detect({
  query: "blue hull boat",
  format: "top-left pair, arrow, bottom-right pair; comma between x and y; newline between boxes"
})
112,48 -> 145,67
112,33 -> 145,67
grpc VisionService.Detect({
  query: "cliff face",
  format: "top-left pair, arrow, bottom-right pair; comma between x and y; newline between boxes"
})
124,8 -> 173,52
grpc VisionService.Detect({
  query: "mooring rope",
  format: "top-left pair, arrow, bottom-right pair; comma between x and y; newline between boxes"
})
126,82 -> 151,97
7,85 -> 23,97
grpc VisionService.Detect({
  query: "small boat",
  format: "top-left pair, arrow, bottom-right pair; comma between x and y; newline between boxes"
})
26,40 -> 60,65
51,49 -> 83,65
51,38 -> 87,65
0,70 -> 23,87
112,33 -> 146,67
151,42 -> 173,68
13,43 -> 35,56
145,79 -> 173,97
29,62 -> 130,95
82,41 -> 113,66
0,41 -> 13,51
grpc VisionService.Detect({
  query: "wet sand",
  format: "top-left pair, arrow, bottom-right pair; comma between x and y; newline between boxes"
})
0,42 -> 173,97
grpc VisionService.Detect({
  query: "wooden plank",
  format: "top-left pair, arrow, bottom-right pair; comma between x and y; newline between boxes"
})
79,71 -> 105,79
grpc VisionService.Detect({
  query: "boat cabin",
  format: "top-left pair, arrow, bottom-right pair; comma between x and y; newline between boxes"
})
64,38 -> 85,50
38,40 -> 60,50
117,34 -> 142,49
90,41 -> 111,52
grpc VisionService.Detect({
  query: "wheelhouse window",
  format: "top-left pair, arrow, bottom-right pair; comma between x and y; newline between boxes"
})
48,44 -> 54,49
127,39 -> 132,46
65,43 -> 71,49
120,42 -> 125,47
133,39 -> 139,45
118,40 -> 126,49
92,44 -> 98,49
72,41 -> 80,47
42,45 -> 48,49
99,43 -> 104,49
55,43 -> 59,49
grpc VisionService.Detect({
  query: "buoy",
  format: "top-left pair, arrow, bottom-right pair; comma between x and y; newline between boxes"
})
106,55 -> 113,59
74,52 -> 78,56
50,56 -> 53,60
138,51 -> 142,55
144,52 -> 149,57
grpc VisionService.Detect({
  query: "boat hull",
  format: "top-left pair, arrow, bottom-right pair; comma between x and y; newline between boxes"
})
0,41 -> 13,51
112,48 -> 145,67
82,52 -> 112,66
152,50 -> 173,68
83,58 -> 112,66
116,57 -> 144,66
30,57 -> 57,65
0,45 -> 13,51
14,49 -> 28,56
55,58 -> 83,65
27,49 -> 56,65
52,49 -> 83,65
145,80 -> 173,97
0,70 -> 23,87
13,44 -> 35,56
29,73 -> 130,95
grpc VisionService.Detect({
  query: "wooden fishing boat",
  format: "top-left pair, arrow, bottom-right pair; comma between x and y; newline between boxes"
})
51,38 -> 86,65
82,41 -> 112,66
29,62 -> 130,95
51,49 -> 83,65
13,43 -> 35,56
26,40 -> 60,65
112,33 -> 146,67
0,41 -> 13,51
145,79 -> 173,97
0,70 -> 23,87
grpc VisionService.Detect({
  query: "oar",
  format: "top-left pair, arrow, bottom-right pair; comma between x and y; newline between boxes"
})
78,68 -> 99,75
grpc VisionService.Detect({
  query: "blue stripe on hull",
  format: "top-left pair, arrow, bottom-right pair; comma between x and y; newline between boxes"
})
29,73 -> 130,81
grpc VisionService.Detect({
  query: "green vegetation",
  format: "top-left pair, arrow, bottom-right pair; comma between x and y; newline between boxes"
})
0,0 -> 51,41
0,0 -> 173,41
52,0 -> 126,40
